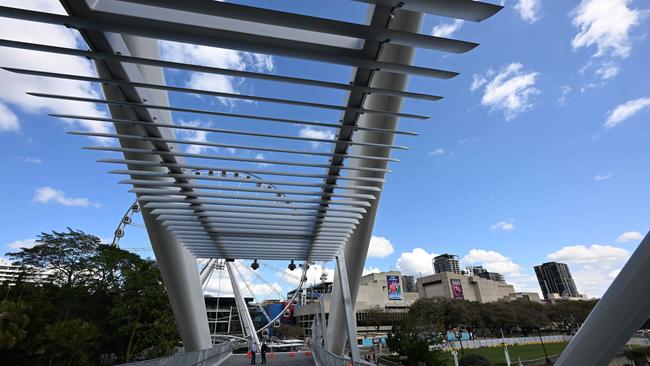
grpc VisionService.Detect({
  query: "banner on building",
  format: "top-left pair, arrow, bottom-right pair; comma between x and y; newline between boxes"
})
450,279 -> 464,299
386,275 -> 402,300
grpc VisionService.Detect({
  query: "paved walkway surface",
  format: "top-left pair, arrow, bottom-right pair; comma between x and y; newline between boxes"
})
221,352 -> 315,365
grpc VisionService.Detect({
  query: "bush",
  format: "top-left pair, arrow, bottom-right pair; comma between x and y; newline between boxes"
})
459,353 -> 492,366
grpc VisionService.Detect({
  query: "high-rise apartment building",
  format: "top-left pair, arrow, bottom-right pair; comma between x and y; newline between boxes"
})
433,254 -> 461,274
534,262 -> 580,299
466,265 -> 505,283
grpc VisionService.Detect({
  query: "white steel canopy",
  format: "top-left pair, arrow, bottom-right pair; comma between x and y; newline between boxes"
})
0,0 -> 501,262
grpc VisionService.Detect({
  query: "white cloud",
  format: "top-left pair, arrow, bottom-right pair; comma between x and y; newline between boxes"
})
363,266 -> 381,276
571,0 -> 642,59
33,186 -> 101,208
298,127 -> 336,148
24,158 -> 42,164
558,85 -> 572,106
514,0 -> 542,23
571,0 -> 643,81
462,249 -> 539,293
432,19 -> 464,38
396,248 -> 436,276
471,63 -> 540,120
0,102 -> 19,132
254,153 -> 270,168
595,62 -> 620,80
547,244 -> 631,298
175,120 -> 216,154
594,173 -> 613,181
463,249 -> 524,277
7,238 -> 37,249
616,231 -> 643,243
160,41 -> 273,107
0,0 -> 109,140
547,244 -> 628,263
280,264 -> 334,287
605,97 -> 650,128
367,236 -> 395,258
491,220 -> 515,231
428,148 -> 445,156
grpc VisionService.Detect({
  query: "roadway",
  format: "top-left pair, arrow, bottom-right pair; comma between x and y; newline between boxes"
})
220,352 -> 315,365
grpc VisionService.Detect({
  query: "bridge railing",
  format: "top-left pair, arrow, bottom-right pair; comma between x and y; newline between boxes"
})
119,342 -> 233,366
311,313 -> 374,366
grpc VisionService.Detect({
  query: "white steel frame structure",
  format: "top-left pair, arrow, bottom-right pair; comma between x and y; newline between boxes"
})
2,1 -> 594,363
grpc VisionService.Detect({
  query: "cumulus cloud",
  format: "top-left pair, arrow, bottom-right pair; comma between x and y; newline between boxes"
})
7,238 -> 37,249
547,244 -> 631,297
548,244 -> 628,263
605,97 -> 650,128
160,41 -> 273,107
462,249 -> 539,293
432,19 -> 464,38
471,63 -> 540,120
491,220 -> 515,231
571,0 -> 644,80
463,249 -> 524,277
174,120 -> 216,155
0,0 -> 109,140
367,236 -> 395,258
254,153 -> 270,168
396,248 -> 436,276
33,186 -> 101,208
616,231 -> 643,243
558,85 -> 572,106
428,148 -> 445,156
571,0 -> 642,58
0,102 -> 19,132
514,0 -> 542,23
298,127 -> 336,148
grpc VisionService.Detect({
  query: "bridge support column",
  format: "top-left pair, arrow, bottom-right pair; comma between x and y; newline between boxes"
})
555,230 -> 650,365
334,253 -> 361,363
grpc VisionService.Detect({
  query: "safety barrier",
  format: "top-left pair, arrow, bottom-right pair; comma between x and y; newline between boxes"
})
447,335 -> 650,350
311,313 -> 374,366
119,342 -> 233,366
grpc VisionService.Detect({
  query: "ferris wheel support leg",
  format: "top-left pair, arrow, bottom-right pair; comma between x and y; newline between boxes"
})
226,261 -> 260,347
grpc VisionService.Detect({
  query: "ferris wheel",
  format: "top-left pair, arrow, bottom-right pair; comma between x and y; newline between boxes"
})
110,169 -> 327,341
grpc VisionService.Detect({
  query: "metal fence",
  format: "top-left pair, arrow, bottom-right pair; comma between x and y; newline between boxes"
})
447,335 -> 650,350
119,342 -> 233,366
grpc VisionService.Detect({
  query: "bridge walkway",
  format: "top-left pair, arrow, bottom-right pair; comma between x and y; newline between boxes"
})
220,351 -> 315,365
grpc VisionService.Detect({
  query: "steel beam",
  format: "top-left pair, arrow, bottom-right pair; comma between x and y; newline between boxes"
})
226,261 -> 260,347
555,231 -> 650,365
326,8 -> 422,355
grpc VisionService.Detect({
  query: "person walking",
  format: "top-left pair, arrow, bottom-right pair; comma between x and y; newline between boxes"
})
261,342 -> 269,364
250,342 -> 258,365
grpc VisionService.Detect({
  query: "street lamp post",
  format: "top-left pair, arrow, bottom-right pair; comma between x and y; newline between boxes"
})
537,328 -> 550,364
455,330 -> 465,356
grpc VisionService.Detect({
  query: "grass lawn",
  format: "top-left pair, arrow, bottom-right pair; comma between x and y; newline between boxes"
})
442,342 -> 569,365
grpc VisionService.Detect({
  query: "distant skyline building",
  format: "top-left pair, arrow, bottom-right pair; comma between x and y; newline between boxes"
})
402,275 -> 417,293
433,254 -> 461,274
534,262 -> 580,299
466,265 -> 505,283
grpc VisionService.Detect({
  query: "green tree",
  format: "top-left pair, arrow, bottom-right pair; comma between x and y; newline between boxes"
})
110,259 -> 180,361
41,319 -> 100,366
459,354 -> 492,366
6,228 -> 100,287
275,324 -> 304,339
0,300 -> 30,349
387,321 -> 445,366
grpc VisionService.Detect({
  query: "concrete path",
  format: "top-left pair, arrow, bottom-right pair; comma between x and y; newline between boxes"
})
220,352 -> 315,365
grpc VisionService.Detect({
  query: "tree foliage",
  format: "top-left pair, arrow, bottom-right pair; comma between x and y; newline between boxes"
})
0,228 -> 181,365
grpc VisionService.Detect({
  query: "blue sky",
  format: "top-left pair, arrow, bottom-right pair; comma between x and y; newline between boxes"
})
0,0 -> 649,299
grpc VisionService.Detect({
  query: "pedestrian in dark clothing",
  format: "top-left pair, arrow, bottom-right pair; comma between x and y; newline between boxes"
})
261,342 -> 270,364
